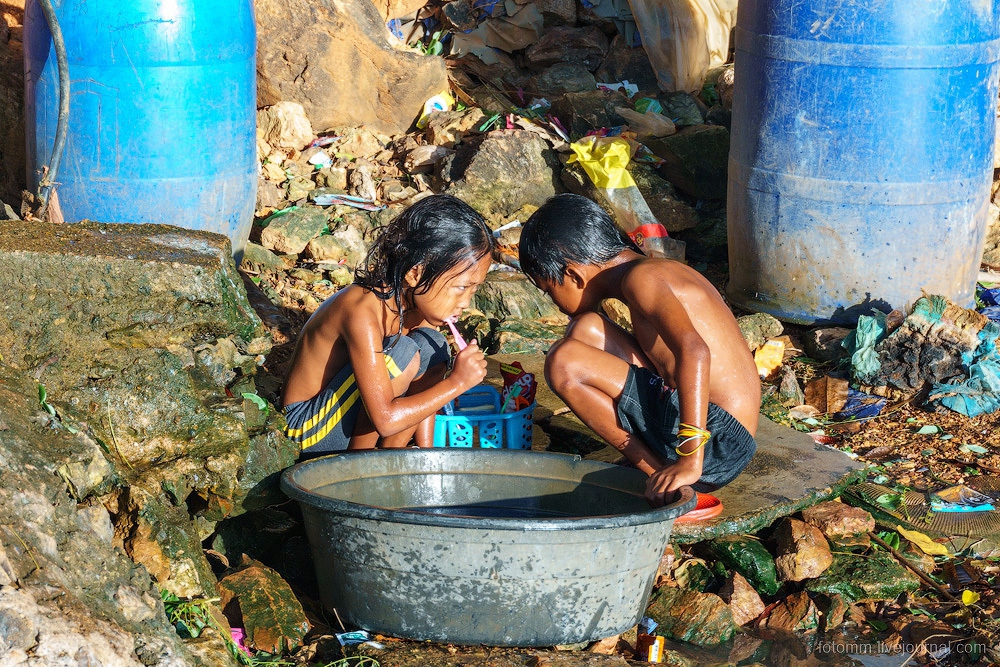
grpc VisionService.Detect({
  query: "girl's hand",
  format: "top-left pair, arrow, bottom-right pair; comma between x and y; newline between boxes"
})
450,340 -> 488,390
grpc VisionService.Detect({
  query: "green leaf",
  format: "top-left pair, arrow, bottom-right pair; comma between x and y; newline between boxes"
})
867,619 -> 888,631
916,425 -> 941,435
906,417 -> 918,423
960,443 -> 990,455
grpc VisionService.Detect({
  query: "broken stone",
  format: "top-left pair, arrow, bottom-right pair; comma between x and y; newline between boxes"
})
525,25 -> 609,72
718,572 -> 765,626
673,558 -> 715,592
737,312 -> 784,352
646,587 -> 737,646
773,518 -> 833,582
710,535 -> 781,597
241,242 -> 289,274
286,175 -> 316,202
404,145 -> 454,174
491,319 -> 566,354
260,206 -> 329,255
805,551 -> 921,603
804,327 -> 852,363
333,127 -> 390,161
529,62 -> 597,96
304,232 -> 363,267
441,0 -> 478,30
439,130 -> 563,225
217,557 -> 310,655
475,273 -> 566,321
801,500 -> 875,544
594,34 -> 660,94
257,101 -> 314,151
534,0 -> 578,25
425,108 -> 486,148
256,0 -> 448,136
763,591 -> 819,632
349,160 -> 379,202
315,162 -> 350,191
817,592 -> 851,631
646,124 -> 730,200
778,367 -> 805,407
550,88 -> 630,139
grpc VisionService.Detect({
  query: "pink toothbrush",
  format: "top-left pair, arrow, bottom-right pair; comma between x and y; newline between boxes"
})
445,317 -> 467,351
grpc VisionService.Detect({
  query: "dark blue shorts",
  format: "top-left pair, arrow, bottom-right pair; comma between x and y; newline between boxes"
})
283,327 -> 450,458
616,365 -> 757,491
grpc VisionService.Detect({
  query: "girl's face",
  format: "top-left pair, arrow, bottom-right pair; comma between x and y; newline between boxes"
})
405,254 -> 492,326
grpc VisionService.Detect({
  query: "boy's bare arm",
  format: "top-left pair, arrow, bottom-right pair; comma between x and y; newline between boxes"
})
624,264 -> 713,499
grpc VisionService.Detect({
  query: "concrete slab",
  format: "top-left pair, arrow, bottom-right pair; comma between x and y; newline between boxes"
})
485,354 -> 867,543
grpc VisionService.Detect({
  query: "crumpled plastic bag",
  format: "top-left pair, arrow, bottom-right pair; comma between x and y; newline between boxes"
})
627,0 -> 737,92
613,106 -> 676,140
843,310 -> 888,384
568,135 -> 685,260
928,319 -> 1000,417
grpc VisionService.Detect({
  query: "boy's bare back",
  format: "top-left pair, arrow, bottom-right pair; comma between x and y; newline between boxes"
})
618,257 -> 760,436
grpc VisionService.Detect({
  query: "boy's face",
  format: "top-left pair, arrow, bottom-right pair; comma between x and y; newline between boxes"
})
535,269 -> 587,317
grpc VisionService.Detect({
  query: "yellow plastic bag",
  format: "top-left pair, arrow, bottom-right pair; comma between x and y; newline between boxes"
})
568,136 -> 685,260
754,339 -> 785,378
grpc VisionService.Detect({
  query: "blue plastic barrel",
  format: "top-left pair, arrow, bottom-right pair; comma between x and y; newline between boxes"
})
24,0 -> 257,260
727,0 -> 1000,324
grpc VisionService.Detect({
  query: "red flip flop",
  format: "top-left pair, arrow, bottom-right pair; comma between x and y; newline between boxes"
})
673,493 -> 724,524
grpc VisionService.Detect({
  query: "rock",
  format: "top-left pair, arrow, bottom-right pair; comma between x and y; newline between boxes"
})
0,365 -> 195,664
804,327 -> 852,363
349,160 -> 380,202
260,206 -> 329,255
256,0 -> 448,136
778,366 -> 805,407
425,108 -> 486,148
982,203 -> 1000,268
441,0 -> 478,31
673,557 -> 716,592
373,0 -> 427,20
801,501 -> 875,543
286,175 -> 316,202
594,35 -> 660,94
491,319 -> 566,355
241,242 -> 289,274
763,591 -> 819,632
257,101 -> 314,151
304,224 -> 366,267
709,535 -> 781,597
646,587 -> 737,646
737,313 -> 784,352
601,298 -> 632,331
316,161 -> 350,190
534,0 -> 578,26
217,557 -> 310,655
529,62 -> 598,96
474,273 -> 566,321
818,592 -> 851,630
439,130 -> 563,225
805,551 -> 921,603
773,518 -> 833,582
525,26 -> 609,72
718,572 -> 765,626
550,89 -> 630,139
257,177 -> 284,212
626,163 -> 699,233
333,127 -> 390,161
646,124 -> 730,200
715,64 -> 735,110
405,145 -> 454,173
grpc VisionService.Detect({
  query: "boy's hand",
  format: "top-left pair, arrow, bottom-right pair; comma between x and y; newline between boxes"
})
450,340 -> 488,390
645,458 -> 702,507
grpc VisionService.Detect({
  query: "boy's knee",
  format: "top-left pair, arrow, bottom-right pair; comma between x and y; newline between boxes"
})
544,338 -> 586,393
565,311 -> 607,343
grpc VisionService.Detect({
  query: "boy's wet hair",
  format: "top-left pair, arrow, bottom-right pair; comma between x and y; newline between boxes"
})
519,193 -> 640,285
355,194 -> 496,316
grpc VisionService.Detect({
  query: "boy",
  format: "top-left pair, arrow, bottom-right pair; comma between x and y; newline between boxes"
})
519,194 -> 760,506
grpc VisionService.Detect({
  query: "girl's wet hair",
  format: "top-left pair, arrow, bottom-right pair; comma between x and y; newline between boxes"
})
519,193 -> 640,285
355,194 -> 496,317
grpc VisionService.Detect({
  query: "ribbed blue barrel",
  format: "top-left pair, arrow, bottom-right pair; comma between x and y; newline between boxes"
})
727,0 -> 1000,324
24,0 -> 257,260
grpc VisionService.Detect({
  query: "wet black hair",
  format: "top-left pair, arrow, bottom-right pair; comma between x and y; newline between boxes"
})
354,193 -> 496,321
519,193 -> 640,285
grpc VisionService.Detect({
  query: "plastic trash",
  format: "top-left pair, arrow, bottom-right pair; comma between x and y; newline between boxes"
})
567,135 -> 685,261
627,0 -> 737,92
614,106 -> 676,140
930,485 -> 996,513
416,91 -> 455,129
753,338 -> 784,378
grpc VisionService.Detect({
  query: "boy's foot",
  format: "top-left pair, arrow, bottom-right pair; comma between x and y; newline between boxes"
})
673,493 -> 723,524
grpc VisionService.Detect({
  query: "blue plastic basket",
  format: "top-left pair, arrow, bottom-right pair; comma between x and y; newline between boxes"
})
433,385 -> 534,449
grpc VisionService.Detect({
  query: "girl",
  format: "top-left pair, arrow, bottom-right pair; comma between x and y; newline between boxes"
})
282,194 -> 496,458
